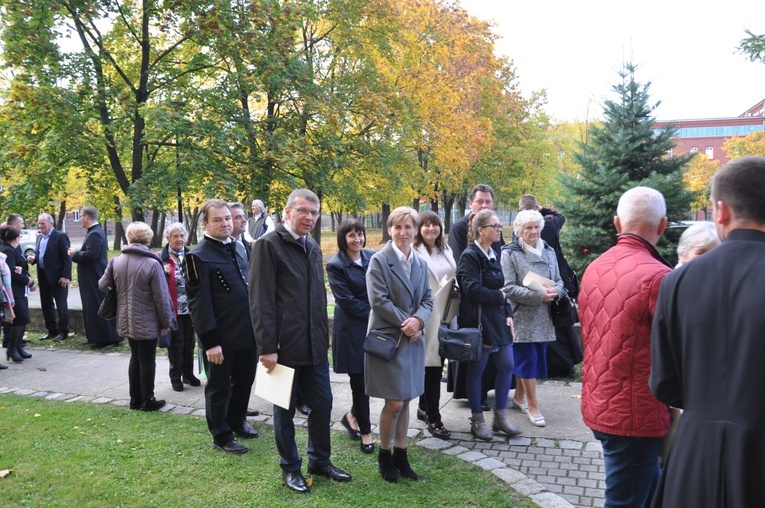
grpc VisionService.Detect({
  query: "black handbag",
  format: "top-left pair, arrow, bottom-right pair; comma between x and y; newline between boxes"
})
363,329 -> 402,362
98,285 -> 117,320
550,291 -> 575,327
438,284 -> 484,363
158,330 -> 172,348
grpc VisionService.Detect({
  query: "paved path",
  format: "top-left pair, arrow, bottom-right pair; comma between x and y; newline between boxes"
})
1,347 -> 605,507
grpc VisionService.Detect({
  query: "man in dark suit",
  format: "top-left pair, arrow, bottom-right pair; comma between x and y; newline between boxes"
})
251,189 -> 351,494
68,206 -> 121,348
186,199 -> 259,455
28,213 -> 71,342
650,156 -> 765,507
447,183 -> 504,405
228,202 -> 251,262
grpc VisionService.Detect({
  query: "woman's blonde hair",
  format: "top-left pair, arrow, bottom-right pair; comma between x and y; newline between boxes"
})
387,206 -> 419,229
126,221 -> 154,246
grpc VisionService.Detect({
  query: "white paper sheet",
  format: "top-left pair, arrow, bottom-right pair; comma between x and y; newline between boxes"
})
433,277 -> 459,323
522,271 -> 555,291
254,363 -> 295,410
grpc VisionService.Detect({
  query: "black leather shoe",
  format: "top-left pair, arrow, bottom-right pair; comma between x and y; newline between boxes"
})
0,362 -> 8,370
360,441 -> 375,454
307,461 -> 352,482
214,440 -> 249,455
340,414 -> 361,440
140,398 -> 166,412
41,331 -> 52,340
246,409 -> 260,417
416,408 -> 428,423
53,333 -> 67,342
296,402 -> 310,416
233,421 -> 259,439
183,375 -> 201,387
171,379 -> 184,392
282,470 -> 310,493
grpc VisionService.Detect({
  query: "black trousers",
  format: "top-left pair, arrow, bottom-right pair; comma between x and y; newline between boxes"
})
348,373 -> 371,434
168,314 -> 195,381
205,346 -> 257,445
38,267 -> 69,334
419,363 -> 444,423
127,338 -> 158,407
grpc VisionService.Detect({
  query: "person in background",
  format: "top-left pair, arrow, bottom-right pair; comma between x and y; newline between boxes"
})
413,211 -> 457,439
366,206 -> 433,482
229,202 -> 252,262
0,245 -> 14,369
0,226 -> 34,363
518,194 -> 582,378
458,209 -> 521,441
675,221 -> 720,267
579,187 -> 671,507
650,157 -> 765,507
326,218 -> 376,453
160,222 -> 200,392
245,199 -> 275,242
69,206 -> 122,348
2,214 -> 24,350
99,222 -> 175,411
27,213 -> 71,343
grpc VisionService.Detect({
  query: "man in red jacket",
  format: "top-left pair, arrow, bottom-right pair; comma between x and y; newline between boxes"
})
578,186 -> 671,508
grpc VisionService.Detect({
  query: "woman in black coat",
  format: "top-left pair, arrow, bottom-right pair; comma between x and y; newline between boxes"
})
0,226 -> 35,362
326,219 -> 375,453
457,210 -> 521,441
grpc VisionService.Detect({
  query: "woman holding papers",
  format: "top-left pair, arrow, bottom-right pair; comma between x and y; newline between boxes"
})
327,219 -> 376,453
500,210 -> 563,427
456,209 -> 522,441
366,207 -> 433,482
413,211 -> 457,439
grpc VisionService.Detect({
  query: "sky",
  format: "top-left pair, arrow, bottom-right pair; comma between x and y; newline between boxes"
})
460,0 -> 765,122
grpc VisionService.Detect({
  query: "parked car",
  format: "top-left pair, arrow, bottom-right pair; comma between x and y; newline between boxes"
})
19,228 -> 38,258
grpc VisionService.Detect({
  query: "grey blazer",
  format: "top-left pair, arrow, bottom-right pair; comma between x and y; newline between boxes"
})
365,241 -> 434,400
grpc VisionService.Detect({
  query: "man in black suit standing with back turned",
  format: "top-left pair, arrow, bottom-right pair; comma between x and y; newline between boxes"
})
28,213 -> 71,342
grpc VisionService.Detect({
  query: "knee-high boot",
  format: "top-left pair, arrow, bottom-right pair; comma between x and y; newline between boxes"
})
6,328 -> 24,362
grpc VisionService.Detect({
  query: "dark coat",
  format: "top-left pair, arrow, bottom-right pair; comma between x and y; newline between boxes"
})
72,224 -> 120,345
32,229 -> 72,284
457,242 -> 513,347
0,243 -> 32,300
185,236 -> 253,353
448,214 -> 505,266
249,225 -> 328,367
327,249 -> 373,374
650,229 -> 765,508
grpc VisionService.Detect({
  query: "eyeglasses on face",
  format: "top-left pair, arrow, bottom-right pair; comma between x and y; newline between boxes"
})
291,207 -> 320,218
480,224 -> 502,230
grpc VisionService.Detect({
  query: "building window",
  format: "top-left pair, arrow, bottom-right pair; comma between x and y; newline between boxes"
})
666,148 -> 673,158
73,210 -> 80,222
690,146 -> 698,153
705,146 -> 714,159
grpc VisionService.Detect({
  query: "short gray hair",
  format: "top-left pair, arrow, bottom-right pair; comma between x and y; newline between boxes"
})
513,210 -> 544,237
126,221 -> 154,245
286,189 -> 320,209
677,222 -> 720,259
38,213 -> 54,224
164,222 -> 187,240
252,199 -> 264,209
616,187 -> 666,227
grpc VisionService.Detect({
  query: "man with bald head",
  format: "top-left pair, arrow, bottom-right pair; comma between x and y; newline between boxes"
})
578,186 -> 672,507
28,213 -> 71,342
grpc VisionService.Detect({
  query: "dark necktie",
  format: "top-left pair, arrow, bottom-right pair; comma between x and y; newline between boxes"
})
298,236 -> 306,252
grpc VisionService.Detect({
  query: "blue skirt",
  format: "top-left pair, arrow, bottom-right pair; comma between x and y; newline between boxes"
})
513,342 -> 548,378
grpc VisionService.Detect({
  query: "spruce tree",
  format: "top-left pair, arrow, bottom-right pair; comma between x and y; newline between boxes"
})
560,63 -> 694,271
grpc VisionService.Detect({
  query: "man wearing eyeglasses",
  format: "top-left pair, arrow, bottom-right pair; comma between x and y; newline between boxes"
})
250,189 -> 351,494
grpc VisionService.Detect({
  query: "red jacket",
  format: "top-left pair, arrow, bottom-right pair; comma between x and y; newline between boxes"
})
579,234 -> 671,438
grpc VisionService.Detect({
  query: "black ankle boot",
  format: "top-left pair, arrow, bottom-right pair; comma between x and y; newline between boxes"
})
393,447 -> 418,480
17,341 -> 32,359
378,448 -> 399,483
6,334 -> 23,363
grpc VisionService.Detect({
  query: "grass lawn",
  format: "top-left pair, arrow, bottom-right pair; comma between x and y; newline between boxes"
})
1,394 -> 537,508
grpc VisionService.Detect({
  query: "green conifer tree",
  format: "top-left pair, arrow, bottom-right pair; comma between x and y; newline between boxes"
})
560,63 -> 694,271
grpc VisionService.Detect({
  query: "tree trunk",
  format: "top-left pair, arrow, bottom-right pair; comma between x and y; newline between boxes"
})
412,197 -> 419,211
381,203 -> 391,243
442,191 -> 456,232
56,200 -> 67,230
149,207 -> 161,247
430,197 -> 439,215
185,206 -> 200,245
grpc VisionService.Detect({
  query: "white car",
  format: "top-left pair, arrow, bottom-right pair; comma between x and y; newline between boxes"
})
19,229 -> 38,258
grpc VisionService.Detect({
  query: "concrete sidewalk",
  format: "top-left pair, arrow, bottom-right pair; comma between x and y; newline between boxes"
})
0,346 -> 604,508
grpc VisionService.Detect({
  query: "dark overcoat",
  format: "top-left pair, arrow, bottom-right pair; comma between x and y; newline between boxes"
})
72,223 -> 120,345
650,229 -> 765,507
327,249 -> 374,374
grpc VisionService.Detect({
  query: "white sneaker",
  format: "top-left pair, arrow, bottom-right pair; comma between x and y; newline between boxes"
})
528,412 -> 546,427
512,398 -> 528,414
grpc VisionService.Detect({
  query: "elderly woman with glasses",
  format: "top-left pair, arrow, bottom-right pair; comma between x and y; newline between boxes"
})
501,210 -> 564,428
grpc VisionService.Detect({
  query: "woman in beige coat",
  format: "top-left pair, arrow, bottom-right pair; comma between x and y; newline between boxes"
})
99,222 -> 176,411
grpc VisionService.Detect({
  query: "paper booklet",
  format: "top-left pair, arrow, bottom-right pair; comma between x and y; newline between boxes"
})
254,363 -> 296,410
522,271 -> 555,291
